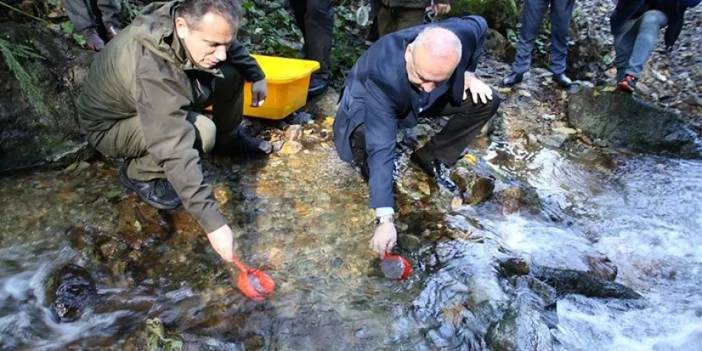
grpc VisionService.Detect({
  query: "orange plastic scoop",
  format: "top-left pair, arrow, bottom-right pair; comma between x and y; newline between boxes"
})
232,256 -> 275,301
381,252 -> 412,280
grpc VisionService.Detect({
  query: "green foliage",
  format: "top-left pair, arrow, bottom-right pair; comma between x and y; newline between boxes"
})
239,0 -> 303,57
330,4 -> 366,87
238,0 -> 367,87
60,21 -> 87,47
0,38 -> 50,117
120,0 -> 142,25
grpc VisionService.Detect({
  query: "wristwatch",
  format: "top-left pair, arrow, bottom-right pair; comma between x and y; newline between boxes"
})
375,215 -> 394,225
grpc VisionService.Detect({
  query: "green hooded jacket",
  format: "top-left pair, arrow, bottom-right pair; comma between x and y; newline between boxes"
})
77,1 -> 264,233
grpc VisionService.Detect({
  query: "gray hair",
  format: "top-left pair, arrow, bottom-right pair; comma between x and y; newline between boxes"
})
412,26 -> 463,63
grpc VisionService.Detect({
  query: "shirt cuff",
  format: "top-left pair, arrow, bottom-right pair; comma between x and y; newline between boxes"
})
375,207 -> 395,217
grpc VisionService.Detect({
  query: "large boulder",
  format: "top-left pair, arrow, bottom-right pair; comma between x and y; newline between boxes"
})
568,87 -> 702,158
0,22 -> 95,174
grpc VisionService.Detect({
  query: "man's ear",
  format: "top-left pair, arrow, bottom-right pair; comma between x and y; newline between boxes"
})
174,16 -> 190,39
405,43 -> 413,62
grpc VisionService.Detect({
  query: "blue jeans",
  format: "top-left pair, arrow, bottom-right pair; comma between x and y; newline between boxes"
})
614,10 -> 668,81
511,0 -> 576,75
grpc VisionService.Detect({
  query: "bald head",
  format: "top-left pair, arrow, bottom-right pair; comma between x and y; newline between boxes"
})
405,27 -> 462,92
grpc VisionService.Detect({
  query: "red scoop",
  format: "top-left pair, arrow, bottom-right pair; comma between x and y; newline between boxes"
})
231,256 -> 275,301
381,252 -> 412,280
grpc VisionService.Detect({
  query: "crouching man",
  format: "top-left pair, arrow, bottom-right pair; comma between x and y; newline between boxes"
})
77,0 -> 268,262
333,16 -> 501,256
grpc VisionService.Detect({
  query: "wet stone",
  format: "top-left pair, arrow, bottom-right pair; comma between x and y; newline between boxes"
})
284,125 -> 304,142
116,197 -> 171,250
278,140 -> 303,155
499,257 -> 530,277
586,255 -> 618,281
45,264 -> 98,323
464,177 -> 495,205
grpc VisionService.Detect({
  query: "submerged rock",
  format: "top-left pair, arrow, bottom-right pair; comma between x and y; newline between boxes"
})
532,265 -> 641,299
568,87 -> 702,158
45,264 -> 97,323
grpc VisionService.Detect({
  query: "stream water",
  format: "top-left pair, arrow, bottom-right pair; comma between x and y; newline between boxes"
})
1,128 -> 701,350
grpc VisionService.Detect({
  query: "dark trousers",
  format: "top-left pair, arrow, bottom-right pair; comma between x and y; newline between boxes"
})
63,0 -> 121,32
351,90 -> 500,176
289,0 -> 334,79
511,0 -> 575,75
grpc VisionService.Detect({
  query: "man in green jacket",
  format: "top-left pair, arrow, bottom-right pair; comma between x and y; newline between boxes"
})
77,0 -> 267,263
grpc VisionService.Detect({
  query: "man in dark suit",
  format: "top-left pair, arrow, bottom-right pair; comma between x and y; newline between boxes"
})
333,16 -> 500,256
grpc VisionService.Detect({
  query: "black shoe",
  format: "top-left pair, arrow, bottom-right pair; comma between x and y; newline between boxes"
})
552,73 -> 574,88
214,126 -> 272,156
119,164 -> 181,209
501,72 -> 524,87
235,126 -> 272,154
307,74 -> 329,98
410,150 -> 458,193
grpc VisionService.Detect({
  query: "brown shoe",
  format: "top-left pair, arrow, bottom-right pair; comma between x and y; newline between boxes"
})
82,28 -> 104,51
105,24 -> 121,41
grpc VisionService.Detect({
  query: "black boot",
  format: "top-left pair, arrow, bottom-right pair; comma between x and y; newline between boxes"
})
552,73 -> 574,88
214,125 -> 272,156
410,149 -> 458,193
501,72 -> 524,87
307,74 -> 329,99
119,164 -> 181,209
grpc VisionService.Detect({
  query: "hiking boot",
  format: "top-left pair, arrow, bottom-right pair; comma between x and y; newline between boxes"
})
616,74 -> 637,93
119,164 -> 181,209
82,28 -> 104,51
410,149 -> 458,193
501,72 -> 524,87
105,23 -> 121,41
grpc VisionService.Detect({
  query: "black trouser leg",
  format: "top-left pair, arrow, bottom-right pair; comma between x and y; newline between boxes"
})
416,89 -> 501,166
289,0 -> 334,78
350,124 -> 370,181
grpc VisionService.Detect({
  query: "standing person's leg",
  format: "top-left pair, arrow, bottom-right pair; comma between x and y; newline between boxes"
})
626,10 -> 668,79
63,0 -> 104,50
548,0 -> 575,75
376,3 -> 398,37
613,19 -> 640,82
302,0 -> 334,97
209,65 -> 271,155
96,0 -> 122,39
393,8 -> 426,32
511,0 -> 549,75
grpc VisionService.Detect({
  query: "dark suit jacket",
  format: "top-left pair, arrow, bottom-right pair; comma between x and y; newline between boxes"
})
610,0 -> 700,49
333,15 -> 487,210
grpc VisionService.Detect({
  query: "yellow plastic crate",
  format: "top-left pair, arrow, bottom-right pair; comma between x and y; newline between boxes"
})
243,54 -> 320,120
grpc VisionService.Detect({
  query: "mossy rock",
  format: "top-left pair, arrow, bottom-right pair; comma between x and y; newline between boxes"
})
449,0 -> 520,33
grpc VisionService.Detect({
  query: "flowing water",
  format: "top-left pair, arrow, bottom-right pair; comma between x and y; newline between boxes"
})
1,126 -> 701,349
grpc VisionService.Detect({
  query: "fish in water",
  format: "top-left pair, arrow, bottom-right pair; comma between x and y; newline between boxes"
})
45,263 -> 97,323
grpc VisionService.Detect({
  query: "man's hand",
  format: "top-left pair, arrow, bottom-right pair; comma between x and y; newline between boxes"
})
464,72 -> 493,104
207,224 -> 235,262
251,79 -> 267,107
431,2 -> 451,15
370,222 -> 397,257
